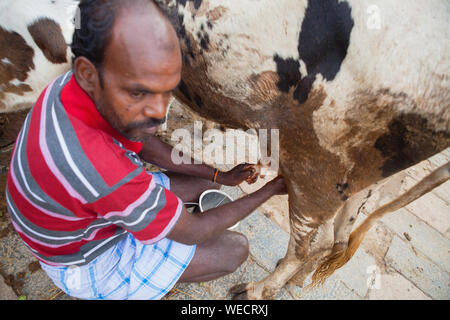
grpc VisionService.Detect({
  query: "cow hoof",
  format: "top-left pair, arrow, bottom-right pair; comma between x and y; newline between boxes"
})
229,282 -> 274,300
229,283 -> 253,300
275,258 -> 283,268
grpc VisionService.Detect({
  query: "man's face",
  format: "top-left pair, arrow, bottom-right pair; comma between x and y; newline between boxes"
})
92,6 -> 182,142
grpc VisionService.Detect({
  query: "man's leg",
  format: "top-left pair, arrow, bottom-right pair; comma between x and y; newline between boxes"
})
165,171 -> 249,282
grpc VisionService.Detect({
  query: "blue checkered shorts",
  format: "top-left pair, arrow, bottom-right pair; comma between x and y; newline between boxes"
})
40,172 -> 196,300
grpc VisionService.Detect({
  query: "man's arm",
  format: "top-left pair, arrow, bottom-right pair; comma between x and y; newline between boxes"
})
139,134 -> 217,179
139,134 -> 258,185
166,176 -> 287,245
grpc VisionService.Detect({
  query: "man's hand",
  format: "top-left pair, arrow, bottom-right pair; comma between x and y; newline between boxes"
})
263,175 -> 288,195
168,174 -> 288,245
217,163 -> 259,186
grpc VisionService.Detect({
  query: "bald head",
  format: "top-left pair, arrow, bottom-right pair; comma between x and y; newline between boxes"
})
72,0 -> 180,68
104,0 -> 181,82
114,0 -> 179,52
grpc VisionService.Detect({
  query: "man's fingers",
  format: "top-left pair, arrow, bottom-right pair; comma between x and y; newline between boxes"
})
243,164 -> 256,171
242,166 -> 255,178
245,171 -> 259,184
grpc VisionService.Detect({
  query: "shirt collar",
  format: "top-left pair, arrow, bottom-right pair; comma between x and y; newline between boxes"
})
60,73 -> 143,154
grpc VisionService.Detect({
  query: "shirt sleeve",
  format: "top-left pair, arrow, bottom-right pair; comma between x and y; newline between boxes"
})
84,142 -> 183,244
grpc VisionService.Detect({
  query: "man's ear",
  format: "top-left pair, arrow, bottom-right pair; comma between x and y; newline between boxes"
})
73,57 -> 101,98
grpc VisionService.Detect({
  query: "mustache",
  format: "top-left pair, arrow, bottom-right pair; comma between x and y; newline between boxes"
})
126,117 -> 166,130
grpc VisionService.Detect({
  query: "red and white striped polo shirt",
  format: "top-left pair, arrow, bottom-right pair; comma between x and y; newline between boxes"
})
6,71 -> 183,267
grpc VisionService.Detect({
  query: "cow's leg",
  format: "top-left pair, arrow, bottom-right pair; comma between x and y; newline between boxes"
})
312,161 -> 450,286
229,234 -> 302,300
286,218 -> 335,288
287,186 -> 375,288
229,204 -> 335,299
326,171 -> 407,260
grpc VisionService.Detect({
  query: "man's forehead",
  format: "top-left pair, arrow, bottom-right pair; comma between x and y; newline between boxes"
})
103,2 -> 181,78
113,5 -> 172,47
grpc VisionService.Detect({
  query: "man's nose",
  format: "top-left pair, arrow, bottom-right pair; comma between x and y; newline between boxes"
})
143,98 -> 167,119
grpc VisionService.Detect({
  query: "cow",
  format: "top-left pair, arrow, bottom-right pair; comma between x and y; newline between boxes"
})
0,0 -> 449,300
153,0 -> 450,299
0,0 -> 77,113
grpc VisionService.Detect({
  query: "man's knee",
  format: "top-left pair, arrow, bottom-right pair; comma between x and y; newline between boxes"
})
177,231 -> 249,283
225,232 -> 249,273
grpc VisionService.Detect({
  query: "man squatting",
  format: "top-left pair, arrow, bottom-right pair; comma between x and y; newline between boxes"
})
6,0 -> 287,299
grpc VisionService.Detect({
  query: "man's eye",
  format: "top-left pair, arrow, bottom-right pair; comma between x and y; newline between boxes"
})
130,91 -> 145,99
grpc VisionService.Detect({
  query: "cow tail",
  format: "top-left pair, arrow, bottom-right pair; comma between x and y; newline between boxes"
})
310,161 -> 450,288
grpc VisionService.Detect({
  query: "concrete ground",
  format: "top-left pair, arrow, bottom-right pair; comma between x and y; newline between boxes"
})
0,105 -> 448,300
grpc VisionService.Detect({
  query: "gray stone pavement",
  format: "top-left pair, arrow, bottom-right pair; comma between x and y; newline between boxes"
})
0,149 -> 449,300
0,275 -> 16,300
